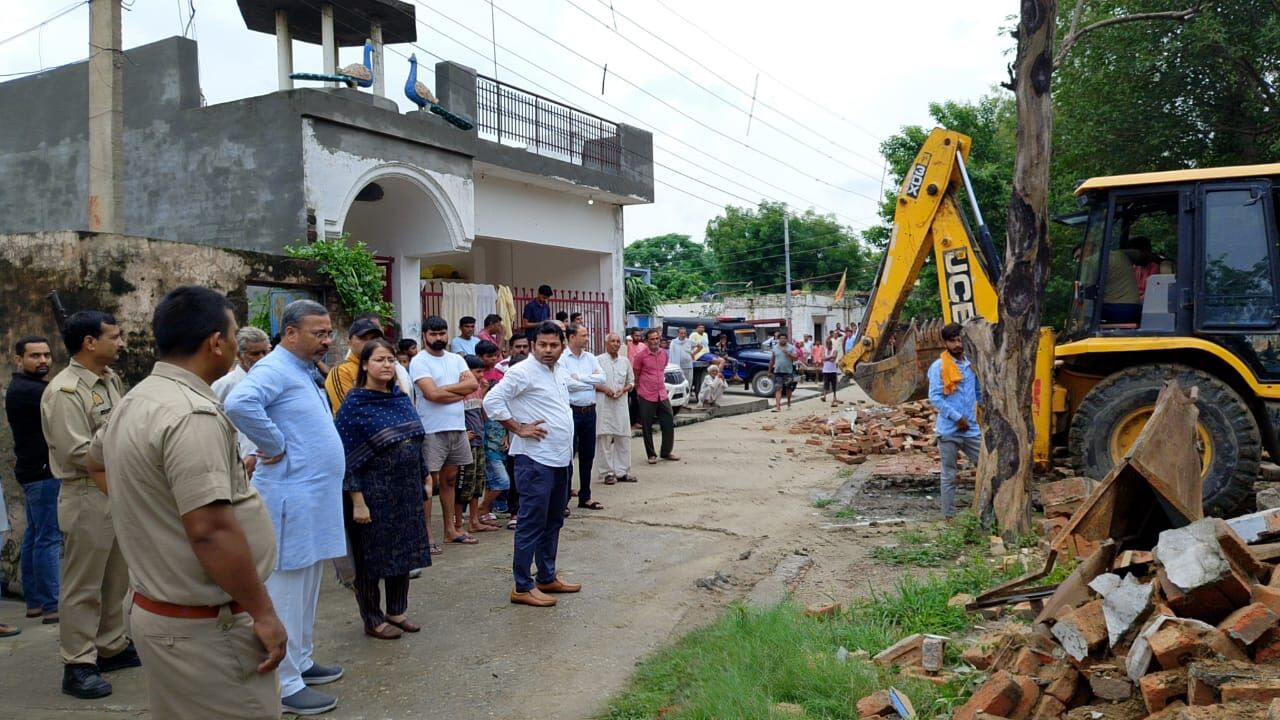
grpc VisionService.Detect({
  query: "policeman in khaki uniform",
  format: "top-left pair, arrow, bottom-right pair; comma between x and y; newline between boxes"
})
39,310 -> 137,698
91,287 -> 286,718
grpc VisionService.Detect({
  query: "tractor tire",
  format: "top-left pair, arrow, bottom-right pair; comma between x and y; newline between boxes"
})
1068,363 -> 1259,517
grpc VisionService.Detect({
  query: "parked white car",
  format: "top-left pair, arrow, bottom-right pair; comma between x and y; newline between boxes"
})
664,363 -> 690,412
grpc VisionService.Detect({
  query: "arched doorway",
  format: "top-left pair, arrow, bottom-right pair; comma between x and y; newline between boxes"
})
338,167 -> 468,340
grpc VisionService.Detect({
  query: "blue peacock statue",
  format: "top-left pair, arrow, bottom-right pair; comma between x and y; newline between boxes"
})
405,54 -> 475,131
291,39 -> 373,88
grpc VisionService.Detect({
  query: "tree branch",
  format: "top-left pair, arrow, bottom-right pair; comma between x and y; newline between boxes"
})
1055,3 -> 1202,66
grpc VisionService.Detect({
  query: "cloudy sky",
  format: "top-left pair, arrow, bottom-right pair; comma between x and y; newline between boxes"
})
2,0 -> 1015,245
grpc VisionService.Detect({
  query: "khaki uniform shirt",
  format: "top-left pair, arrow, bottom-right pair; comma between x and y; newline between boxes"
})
91,362 -> 277,606
40,359 -> 123,480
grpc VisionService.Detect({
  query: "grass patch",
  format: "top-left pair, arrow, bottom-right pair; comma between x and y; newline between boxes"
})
870,513 -> 986,567
601,553 -> 1029,720
812,497 -> 835,509
833,507 -> 858,519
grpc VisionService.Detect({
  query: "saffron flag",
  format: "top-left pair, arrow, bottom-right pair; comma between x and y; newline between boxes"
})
832,269 -> 847,302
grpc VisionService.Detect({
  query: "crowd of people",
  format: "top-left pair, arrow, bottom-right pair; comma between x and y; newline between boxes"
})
0,283 -> 688,718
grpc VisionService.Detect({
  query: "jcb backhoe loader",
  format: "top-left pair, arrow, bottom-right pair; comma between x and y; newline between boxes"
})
842,127 -> 1280,516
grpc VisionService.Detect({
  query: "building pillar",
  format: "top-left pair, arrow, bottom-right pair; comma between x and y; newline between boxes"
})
370,18 -> 385,97
87,0 -> 123,234
275,9 -> 293,90
395,256 -> 423,341
320,3 -> 337,86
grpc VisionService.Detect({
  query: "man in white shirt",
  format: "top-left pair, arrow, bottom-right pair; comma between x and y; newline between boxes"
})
210,326 -> 271,477
669,328 -> 694,385
410,316 -> 479,545
557,323 -> 606,511
483,321 -> 581,607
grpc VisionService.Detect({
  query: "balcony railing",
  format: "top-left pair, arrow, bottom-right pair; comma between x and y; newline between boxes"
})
476,74 -> 622,175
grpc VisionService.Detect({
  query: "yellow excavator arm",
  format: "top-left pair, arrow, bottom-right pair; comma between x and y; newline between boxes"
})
841,128 -> 1002,404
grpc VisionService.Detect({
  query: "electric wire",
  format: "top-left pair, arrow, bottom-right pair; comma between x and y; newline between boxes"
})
0,1 -> 89,49
565,0 -> 887,173
406,0 -> 875,223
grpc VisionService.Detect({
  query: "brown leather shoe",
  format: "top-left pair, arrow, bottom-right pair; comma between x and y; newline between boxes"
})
364,623 -> 404,640
536,577 -> 582,593
510,588 -> 557,607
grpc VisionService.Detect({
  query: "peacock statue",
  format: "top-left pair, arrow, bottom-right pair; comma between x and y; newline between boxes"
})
405,54 -> 475,131
290,39 -> 374,88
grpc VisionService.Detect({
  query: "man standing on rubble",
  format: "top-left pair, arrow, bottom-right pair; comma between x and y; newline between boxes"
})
927,322 -> 981,521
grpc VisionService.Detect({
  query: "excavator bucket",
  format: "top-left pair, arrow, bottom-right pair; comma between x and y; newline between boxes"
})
852,320 -> 946,405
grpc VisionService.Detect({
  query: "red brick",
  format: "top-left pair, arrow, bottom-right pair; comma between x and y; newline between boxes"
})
1086,664 -> 1133,701
1039,665 -> 1079,704
953,670 -> 1024,720
1146,621 -> 1247,670
1218,602 -> 1279,645
1253,584 -> 1280,616
1187,675 -> 1216,706
1139,669 -> 1188,713
1008,674 -> 1040,720
1040,477 -> 1097,518
1051,599 -> 1108,661
1029,695 -> 1065,720
856,690 -> 893,718
1255,628 -> 1280,663
1221,678 -> 1280,704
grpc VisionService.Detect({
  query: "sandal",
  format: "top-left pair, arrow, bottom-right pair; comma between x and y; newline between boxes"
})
480,513 -> 499,523
364,623 -> 403,640
603,474 -> 617,485
578,500 -> 605,510
647,456 -> 658,465
0,624 -> 19,638
429,543 -> 443,555
386,616 -> 421,633
506,519 -> 517,530
449,534 -> 479,545
618,475 -> 637,483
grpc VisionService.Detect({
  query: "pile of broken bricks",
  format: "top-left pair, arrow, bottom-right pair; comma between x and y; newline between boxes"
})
787,401 -> 941,466
942,516 -> 1280,719
858,514 -> 1280,719
855,384 -> 1280,719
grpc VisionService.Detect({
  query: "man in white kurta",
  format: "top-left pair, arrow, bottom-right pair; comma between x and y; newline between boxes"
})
224,301 -> 348,715
595,333 -> 635,484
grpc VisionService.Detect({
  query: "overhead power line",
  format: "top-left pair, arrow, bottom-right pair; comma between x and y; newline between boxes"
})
408,0 -> 876,221
647,0 -> 885,145
560,0 -> 886,183
0,1 -> 88,49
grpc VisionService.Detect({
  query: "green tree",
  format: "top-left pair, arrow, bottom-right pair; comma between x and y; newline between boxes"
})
704,202 -> 873,296
870,93 -> 1017,319
623,233 -> 717,300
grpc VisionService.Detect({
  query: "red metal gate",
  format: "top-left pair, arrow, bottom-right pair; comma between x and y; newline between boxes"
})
419,281 -> 611,353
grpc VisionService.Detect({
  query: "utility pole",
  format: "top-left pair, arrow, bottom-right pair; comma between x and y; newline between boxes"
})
87,0 -> 123,233
783,209 -> 792,337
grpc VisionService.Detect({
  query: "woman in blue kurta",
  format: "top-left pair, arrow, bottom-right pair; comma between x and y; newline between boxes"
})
334,339 -> 430,639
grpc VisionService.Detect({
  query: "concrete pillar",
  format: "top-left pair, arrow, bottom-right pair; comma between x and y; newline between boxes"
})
370,18 -> 384,98
87,0 -> 123,234
275,10 -> 293,90
320,3 -> 337,86
434,61 -> 478,127
394,256 -> 423,340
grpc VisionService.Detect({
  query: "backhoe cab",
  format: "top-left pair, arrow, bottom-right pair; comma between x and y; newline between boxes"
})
844,126 -> 1280,516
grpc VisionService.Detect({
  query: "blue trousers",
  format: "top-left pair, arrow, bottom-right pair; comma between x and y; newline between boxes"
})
21,478 -> 62,613
512,456 -> 569,592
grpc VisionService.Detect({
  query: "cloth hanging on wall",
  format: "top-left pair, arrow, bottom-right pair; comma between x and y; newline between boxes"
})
474,284 -> 498,329
496,285 -> 517,342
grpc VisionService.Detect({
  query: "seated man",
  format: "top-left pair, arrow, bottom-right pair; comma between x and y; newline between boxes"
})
1101,248 -> 1142,324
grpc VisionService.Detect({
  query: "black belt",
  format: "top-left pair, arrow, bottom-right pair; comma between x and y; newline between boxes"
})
571,404 -> 596,415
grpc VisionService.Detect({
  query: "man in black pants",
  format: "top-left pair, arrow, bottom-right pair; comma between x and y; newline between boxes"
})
557,323 -> 605,511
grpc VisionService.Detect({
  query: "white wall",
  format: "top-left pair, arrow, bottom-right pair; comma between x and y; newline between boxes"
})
474,175 -> 618,252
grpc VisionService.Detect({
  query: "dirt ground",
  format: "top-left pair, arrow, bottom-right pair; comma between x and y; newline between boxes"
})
0,385 -> 947,719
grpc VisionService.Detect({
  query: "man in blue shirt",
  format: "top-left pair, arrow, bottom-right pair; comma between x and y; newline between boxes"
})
926,322 -> 981,521
521,285 -> 554,343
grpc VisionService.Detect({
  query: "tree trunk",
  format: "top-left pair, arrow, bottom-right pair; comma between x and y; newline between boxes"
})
969,0 -> 1056,540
